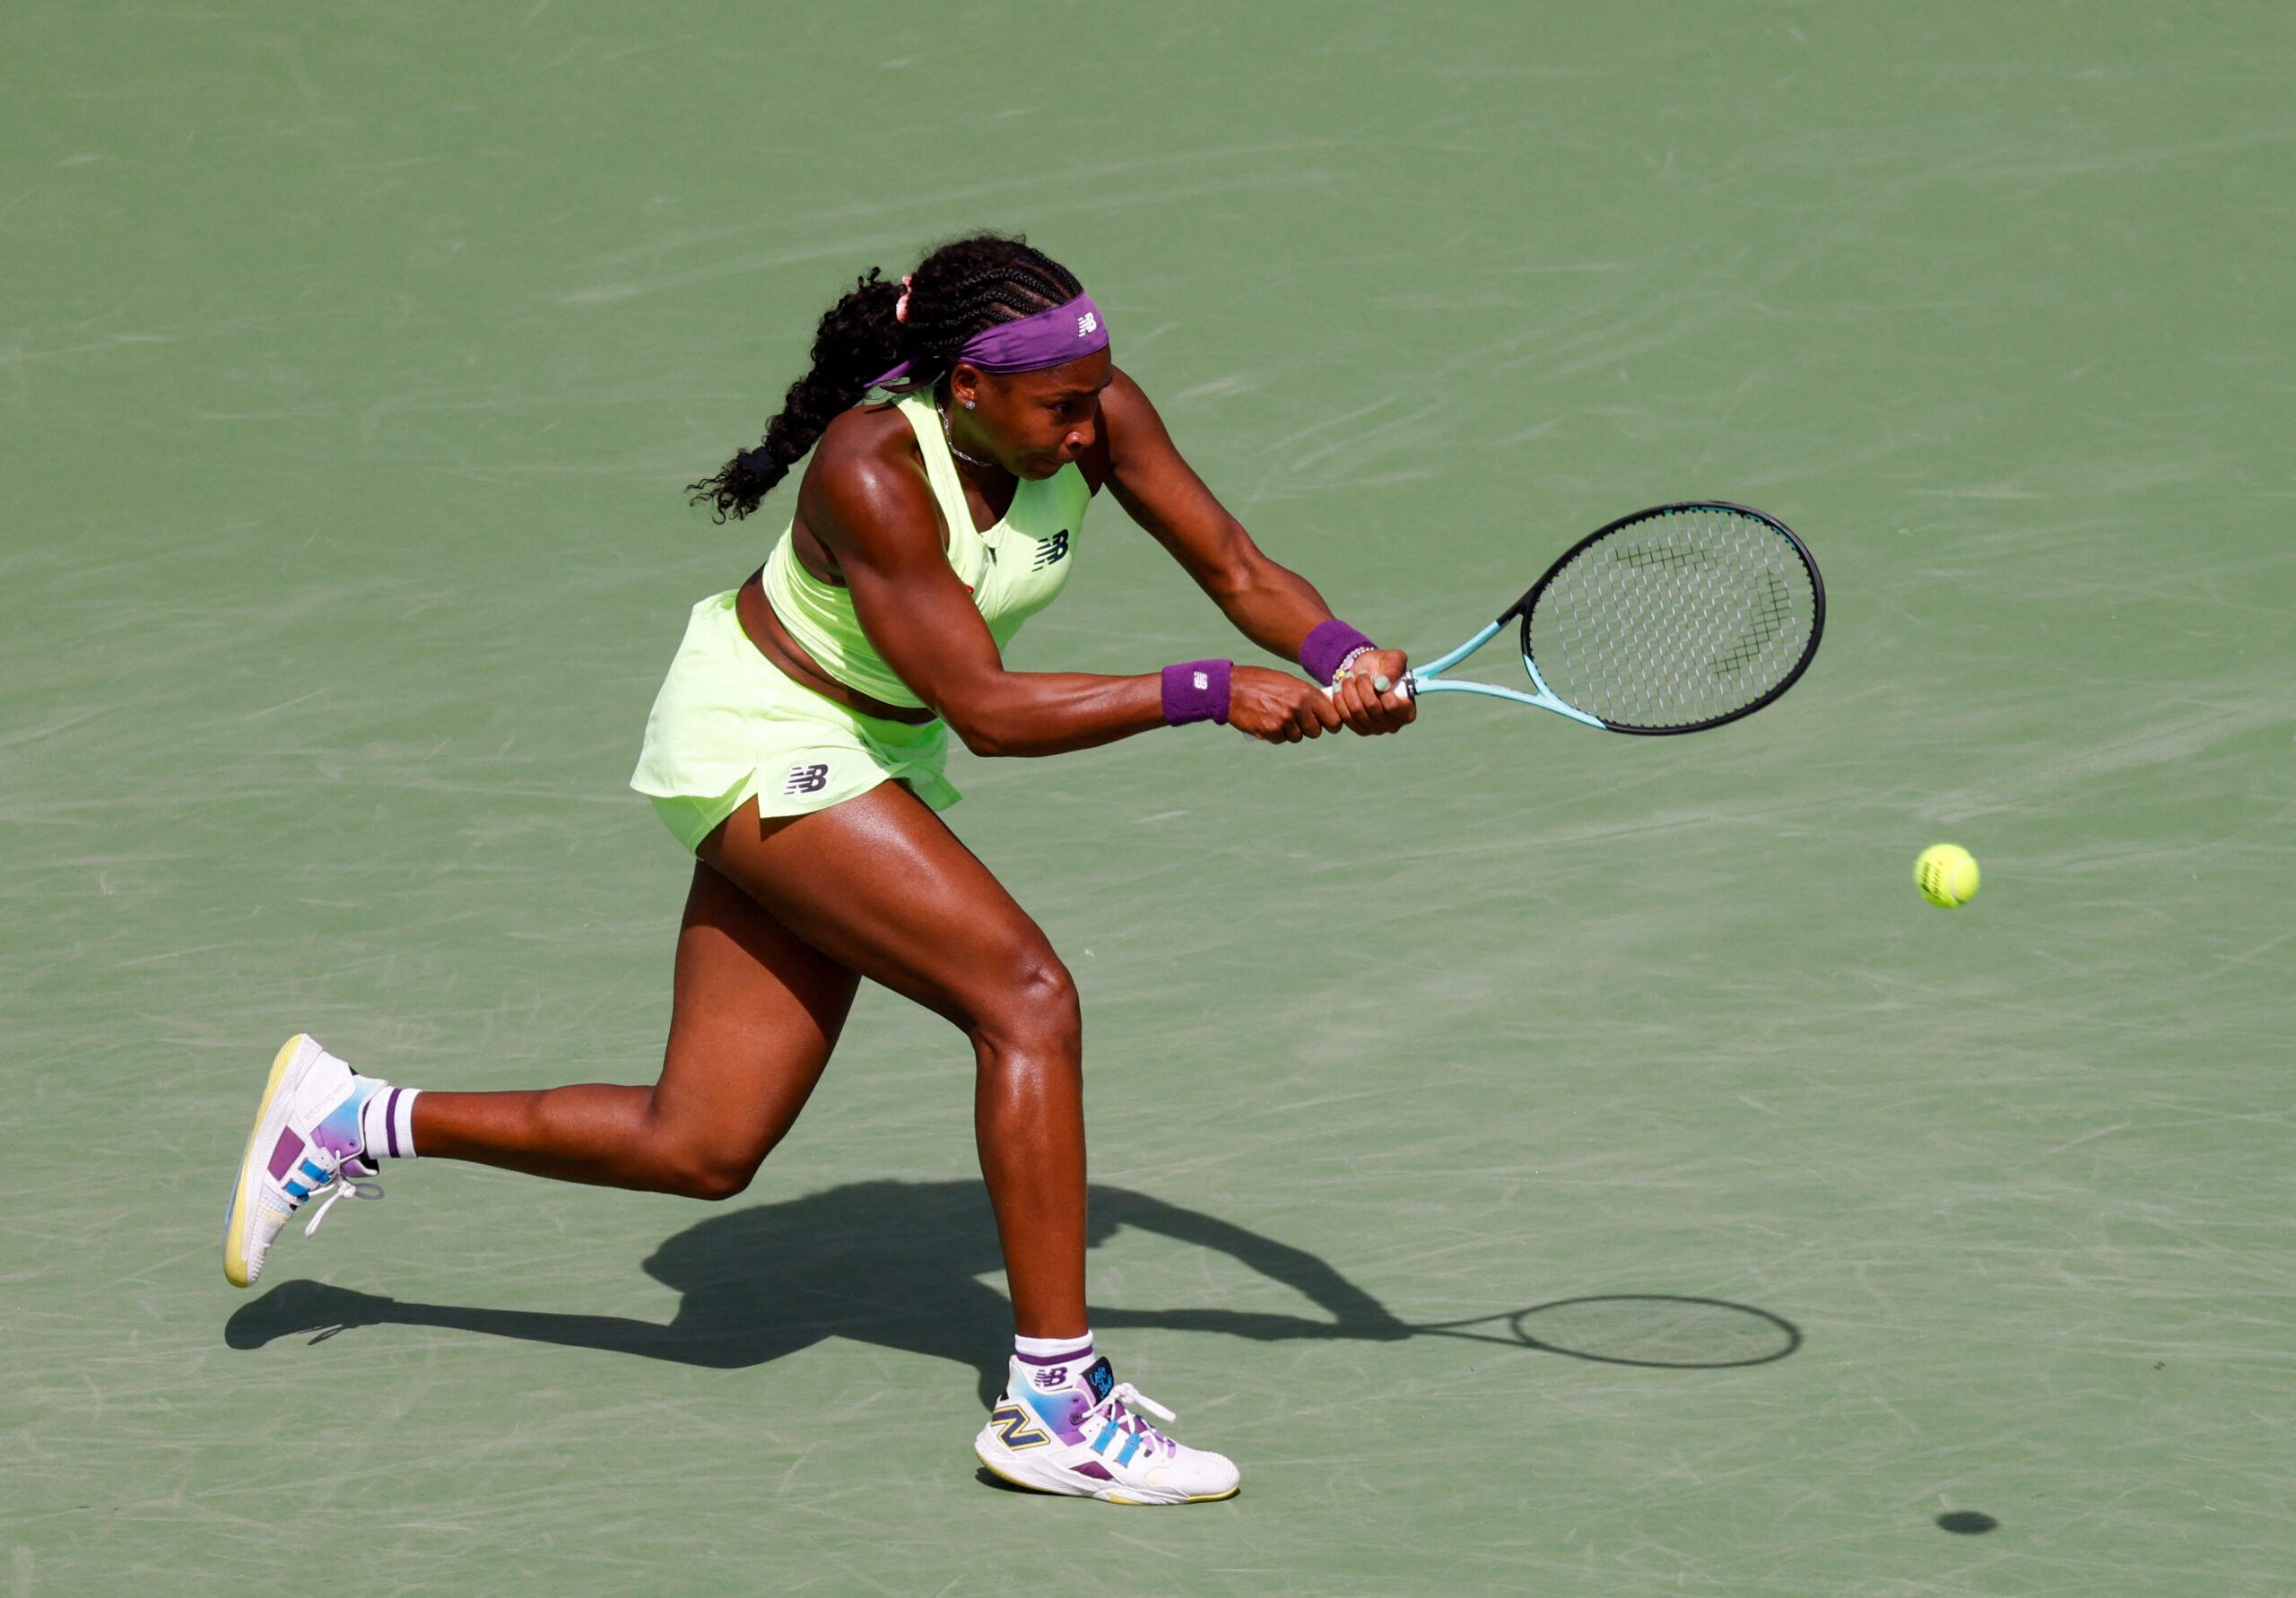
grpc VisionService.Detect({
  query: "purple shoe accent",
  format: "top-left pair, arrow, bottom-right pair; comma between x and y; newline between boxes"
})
1014,1342 -> 1093,1368
309,1097 -> 363,1159
384,1088 -> 403,1159
266,1128 -> 306,1182
1074,1462 -> 1114,1481
1018,1385 -> 1089,1443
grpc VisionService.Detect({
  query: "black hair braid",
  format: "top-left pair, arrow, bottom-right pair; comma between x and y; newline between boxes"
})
689,234 -> 1084,523
687,267 -> 902,522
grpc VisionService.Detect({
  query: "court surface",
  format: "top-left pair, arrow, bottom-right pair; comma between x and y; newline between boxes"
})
6,4 -> 2292,1593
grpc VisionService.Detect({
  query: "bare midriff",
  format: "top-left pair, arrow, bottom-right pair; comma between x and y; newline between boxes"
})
735,567 -> 938,725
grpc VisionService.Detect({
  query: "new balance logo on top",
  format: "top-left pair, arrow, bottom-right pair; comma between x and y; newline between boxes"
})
782,762 -> 829,796
1077,312 -> 1099,337
1031,529 -> 1070,571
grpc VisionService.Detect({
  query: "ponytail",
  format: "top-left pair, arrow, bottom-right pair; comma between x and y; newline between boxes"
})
690,235 -> 1085,524
688,267 -> 903,522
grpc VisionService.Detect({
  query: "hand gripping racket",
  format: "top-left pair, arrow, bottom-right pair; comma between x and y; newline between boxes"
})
1352,502 -> 1824,734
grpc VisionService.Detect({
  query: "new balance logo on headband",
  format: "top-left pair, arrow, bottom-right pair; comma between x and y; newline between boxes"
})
1031,530 -> 1071,571
1077,312 -> 1099,337
783,762 -> 829,796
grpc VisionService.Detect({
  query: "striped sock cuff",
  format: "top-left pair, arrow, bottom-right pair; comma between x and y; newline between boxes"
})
358,1084 -> 422,1160
1013,1330 -> 1094,1368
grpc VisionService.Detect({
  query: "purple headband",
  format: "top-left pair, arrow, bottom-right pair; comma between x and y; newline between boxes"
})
866,293 -> 1108,391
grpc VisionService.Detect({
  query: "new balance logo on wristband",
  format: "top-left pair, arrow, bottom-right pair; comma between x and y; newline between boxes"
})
782,762 -> 830,796
1192,672 -> 1209,690
1031,530 -> 1070,571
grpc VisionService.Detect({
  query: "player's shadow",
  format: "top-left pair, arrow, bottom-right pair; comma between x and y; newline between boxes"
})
225,1179 -> 1799,1404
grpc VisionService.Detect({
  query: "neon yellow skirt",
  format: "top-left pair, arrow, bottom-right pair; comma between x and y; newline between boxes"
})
630,590 -> 960,854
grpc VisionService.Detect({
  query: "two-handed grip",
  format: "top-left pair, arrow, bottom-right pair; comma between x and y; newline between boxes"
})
1319,672 -> 1418,702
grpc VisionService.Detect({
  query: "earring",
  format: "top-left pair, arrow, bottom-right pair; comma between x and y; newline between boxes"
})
963,399 -> 976,410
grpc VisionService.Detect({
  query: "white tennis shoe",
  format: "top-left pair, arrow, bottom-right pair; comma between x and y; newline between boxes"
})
222,1035 -> 385,1288
974,1355 -> 1240,1505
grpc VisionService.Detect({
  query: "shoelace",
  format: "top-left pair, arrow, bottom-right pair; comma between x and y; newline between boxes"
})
302,1168 -> 385,1238
1089,1382 -> 1178,1460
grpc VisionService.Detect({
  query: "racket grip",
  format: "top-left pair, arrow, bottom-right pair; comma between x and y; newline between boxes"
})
1321,672 -> 1416,701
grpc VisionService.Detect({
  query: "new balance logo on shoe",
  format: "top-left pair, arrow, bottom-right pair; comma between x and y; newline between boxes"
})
989,1404 -> 1052,1451
783,762 -> 830,796
1032,530 -> 1070,571
1031,1366 -> 1069,1389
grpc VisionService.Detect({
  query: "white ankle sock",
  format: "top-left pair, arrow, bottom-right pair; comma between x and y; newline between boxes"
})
357,1083 -> 422,1160
1013,1329 -> 1094,1383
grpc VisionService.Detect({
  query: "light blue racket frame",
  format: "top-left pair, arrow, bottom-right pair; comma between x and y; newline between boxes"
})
1392,620 -> 1605,728
1335,501 -> 1825,737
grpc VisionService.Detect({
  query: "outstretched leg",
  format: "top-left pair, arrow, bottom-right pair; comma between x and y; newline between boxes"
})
411,855 -> 861,1200
402,782 -> 1086,1334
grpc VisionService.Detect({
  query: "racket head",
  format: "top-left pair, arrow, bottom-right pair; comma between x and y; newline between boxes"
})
1502,501 -> 1825,735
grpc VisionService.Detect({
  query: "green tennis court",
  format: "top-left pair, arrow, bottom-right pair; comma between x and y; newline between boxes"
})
8,3 -> 2292,1592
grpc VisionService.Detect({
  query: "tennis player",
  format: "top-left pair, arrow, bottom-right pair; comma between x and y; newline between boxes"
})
222,232 -> 1413,1505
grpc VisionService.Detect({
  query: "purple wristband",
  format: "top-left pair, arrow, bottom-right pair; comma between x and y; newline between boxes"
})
1300,618 -> 1376,686
1161,659 -> 1232,726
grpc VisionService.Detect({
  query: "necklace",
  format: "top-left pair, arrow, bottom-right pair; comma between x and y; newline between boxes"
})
935,398 -> 1003,474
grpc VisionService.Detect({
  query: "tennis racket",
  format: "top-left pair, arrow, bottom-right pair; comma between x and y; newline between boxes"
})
1348,502 -> 1824,734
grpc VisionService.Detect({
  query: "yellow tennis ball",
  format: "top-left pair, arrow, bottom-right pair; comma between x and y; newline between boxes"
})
1914,844 -> 1981,908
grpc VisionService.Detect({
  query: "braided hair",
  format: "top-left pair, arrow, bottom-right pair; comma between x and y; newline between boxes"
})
689,232 -> 1085,523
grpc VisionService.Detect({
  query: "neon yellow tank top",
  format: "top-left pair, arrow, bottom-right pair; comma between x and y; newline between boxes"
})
760,390 -> 1091,710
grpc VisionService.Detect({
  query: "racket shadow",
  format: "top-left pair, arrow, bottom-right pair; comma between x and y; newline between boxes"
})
224,1180 -> 1801,1403
1417,1294 -> 1803,1369
223,1179 -> 1413,1409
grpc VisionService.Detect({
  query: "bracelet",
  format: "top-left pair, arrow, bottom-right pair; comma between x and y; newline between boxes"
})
1161,659 -> 1232,725
1300,617 -> 1377,687
1332,644 -> 1377,682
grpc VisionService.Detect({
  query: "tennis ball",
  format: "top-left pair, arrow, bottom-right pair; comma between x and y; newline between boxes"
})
1914,843 -> 1980,908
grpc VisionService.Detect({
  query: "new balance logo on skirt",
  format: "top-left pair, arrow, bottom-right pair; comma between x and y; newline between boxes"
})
783,762 -> 829,795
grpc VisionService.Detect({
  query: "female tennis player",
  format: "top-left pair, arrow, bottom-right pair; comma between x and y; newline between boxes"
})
222,232 -> 1413,1505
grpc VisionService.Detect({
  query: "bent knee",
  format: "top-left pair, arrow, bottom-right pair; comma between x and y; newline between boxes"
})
652,1152 -> 757,1203
669,1158 -> 758,1203
641,1118 -> 770,1201
969,952 -> 1082,1058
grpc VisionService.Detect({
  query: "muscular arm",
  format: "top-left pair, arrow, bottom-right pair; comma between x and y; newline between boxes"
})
1100,370 -> 1339,662
802,436 -> 1164,759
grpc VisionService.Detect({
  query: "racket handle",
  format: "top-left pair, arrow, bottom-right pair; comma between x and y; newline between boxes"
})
1320,672 -> 1416,701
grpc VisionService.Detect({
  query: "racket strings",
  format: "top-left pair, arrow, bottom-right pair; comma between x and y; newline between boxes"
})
1526,508 -> 1818,731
